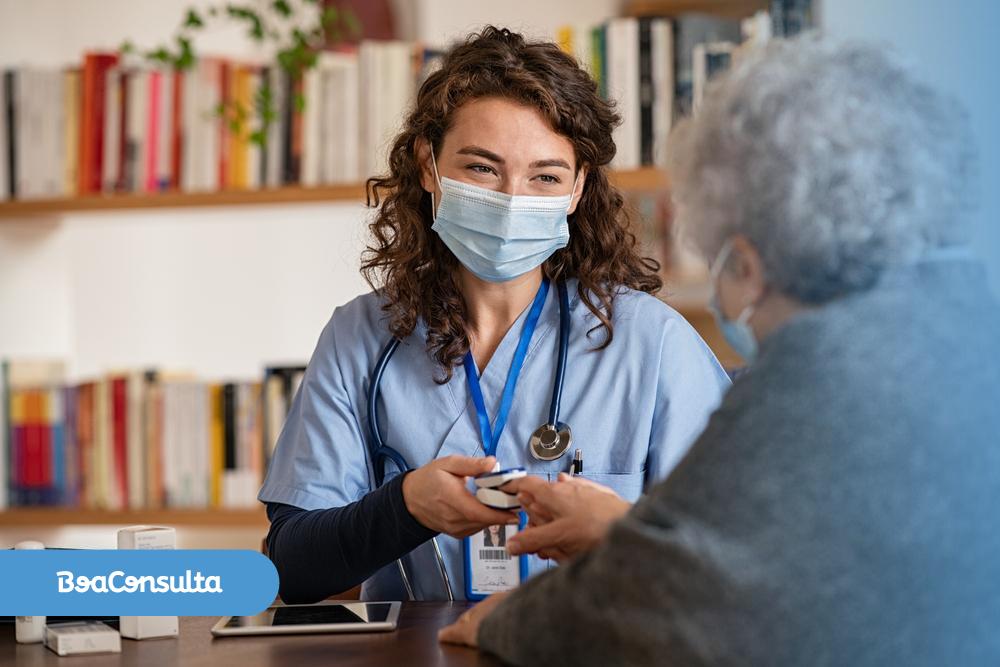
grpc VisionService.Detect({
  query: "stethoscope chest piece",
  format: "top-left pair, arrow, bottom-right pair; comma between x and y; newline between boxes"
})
529,422 -> 573,461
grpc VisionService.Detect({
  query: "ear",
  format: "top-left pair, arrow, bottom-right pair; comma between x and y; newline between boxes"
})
566,165 -> 588,215
729,235 -> 767,307
415,137 -> 437,194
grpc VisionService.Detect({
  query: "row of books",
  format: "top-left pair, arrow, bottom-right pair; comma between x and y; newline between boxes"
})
0,5 -> 812,202
0,40 -> 428,201
557,12 -> 776,170
0,360 -> 305,511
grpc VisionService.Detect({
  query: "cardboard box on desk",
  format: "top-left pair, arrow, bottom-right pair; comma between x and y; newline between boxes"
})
117,526 -> 180,640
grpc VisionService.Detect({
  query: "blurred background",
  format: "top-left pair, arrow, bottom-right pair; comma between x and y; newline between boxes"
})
0,0 -> 996,551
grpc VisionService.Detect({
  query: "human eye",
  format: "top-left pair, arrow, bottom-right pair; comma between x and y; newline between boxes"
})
466,163 -> 498,176
534,173 -> 561,184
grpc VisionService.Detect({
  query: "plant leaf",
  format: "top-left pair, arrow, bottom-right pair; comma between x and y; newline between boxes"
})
175,35 -> 196,70
147,47 -> 173,64
271,0 -> 292,17
184,8 -> 204,28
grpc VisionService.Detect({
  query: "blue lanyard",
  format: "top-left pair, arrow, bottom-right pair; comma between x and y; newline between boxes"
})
463,278 -> 550,458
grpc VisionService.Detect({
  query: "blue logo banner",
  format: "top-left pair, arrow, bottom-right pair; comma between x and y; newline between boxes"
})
0,550 -> 278,616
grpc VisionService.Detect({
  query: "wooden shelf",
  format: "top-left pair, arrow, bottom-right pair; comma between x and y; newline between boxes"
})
625,0 -> 768,18
0,169 -> 666,219
0,183 -> 369,219
0,508 -> 268,527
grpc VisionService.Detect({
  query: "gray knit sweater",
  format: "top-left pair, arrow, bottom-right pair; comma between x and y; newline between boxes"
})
479,259 -> 1000,666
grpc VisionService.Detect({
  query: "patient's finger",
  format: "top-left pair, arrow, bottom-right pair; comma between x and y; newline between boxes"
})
500,475 -> 549,495
520,498 -> 554,525
507,521 -> 565,556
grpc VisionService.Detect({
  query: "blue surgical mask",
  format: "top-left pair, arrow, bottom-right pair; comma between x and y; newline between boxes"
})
429,146 -> 578,283
708,239 -> 760,364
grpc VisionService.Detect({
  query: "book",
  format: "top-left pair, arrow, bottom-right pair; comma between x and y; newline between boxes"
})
145,69 -> 161,193
263,65 -> 286,188
63,70 -> 81,195
0,361 -> 7,508
771,0 -> 813,37
78,52 -> 119,194
123,69 -> 147,193
170,68 -> 183,190
102,67 -> 121,193
606,18 -> 640,170
93,377 -> 114,508
76,382 -> 96,507
208,383 -> 223,507
692,41 -> 736,113
2,71 -> 13,199
673,14 -> 741,117
62,385 -> 79,507
156,69 -> 174,191
301,66 -> 322,187
5,361 -> 65,506
650,19 -> 673,168
319,51 -> 360,184
263,366 -> 306,460
639,18 -> 654,167
110,376 -> 129,509
13,70 -> 36,198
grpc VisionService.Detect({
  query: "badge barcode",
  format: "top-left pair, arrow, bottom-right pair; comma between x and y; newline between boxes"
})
478,548 -> 510,561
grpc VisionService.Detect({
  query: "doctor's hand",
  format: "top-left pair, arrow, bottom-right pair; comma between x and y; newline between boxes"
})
502,473 -> 632,562
438,590 -> 510,648
402,455 -> 519,538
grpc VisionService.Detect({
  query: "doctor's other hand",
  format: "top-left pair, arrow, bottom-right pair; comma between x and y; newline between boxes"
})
502,473 -> 632,562
438,590 -> 510,648
402,455 -> 519,538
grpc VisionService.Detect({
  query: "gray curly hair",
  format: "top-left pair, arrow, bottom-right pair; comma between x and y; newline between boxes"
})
668,34 -> 977,303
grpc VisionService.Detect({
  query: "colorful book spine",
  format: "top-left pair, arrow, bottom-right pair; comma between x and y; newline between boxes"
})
145,70 -> 161,193
110,376 -> 129,509
78,52 -> 119,194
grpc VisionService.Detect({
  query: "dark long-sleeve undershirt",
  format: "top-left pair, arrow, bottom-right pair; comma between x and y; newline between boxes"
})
264,473 -> 437,604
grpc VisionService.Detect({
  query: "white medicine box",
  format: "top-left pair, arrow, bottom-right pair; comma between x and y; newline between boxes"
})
117,525 -> 180,639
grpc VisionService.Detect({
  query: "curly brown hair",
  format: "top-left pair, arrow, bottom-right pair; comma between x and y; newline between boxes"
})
362,26 -> 662,381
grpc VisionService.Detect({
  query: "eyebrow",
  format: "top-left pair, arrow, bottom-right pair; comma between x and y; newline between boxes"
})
529,158 -> 572,170
456,145 -> 572,171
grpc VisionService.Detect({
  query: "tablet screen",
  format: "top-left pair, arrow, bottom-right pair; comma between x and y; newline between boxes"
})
224,603 -> 393,628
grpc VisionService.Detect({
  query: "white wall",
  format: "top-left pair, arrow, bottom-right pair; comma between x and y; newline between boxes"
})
820,0 -> 1000,296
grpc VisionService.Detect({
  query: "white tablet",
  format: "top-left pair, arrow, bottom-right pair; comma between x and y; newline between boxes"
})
211,601 -> 401,636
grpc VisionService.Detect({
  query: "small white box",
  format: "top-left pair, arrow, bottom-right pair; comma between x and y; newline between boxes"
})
117,525 -> 176,551
45,622 -> 122,656
118,525 -> 179,640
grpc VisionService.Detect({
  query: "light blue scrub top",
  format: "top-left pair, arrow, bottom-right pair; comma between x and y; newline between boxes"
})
258,279 -> 731,600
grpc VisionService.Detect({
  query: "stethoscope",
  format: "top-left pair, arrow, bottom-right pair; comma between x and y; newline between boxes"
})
364,278 -> 574,599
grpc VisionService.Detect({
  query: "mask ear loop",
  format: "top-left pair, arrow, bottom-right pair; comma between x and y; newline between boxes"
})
710,238 -> 765,327
429,142 -> 442,222
567,169 -> 584,214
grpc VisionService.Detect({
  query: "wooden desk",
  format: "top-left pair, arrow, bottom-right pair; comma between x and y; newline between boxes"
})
0,603 -> 500,667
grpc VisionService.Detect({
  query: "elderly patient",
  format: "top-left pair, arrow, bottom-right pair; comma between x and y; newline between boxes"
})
439,36 -> 1000,665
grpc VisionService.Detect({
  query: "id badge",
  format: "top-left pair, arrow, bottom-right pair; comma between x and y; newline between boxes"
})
463,512 -> 529,600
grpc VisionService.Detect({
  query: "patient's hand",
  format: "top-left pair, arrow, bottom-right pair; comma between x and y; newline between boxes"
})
500,473 -> 631,562
438,590 -> 509,648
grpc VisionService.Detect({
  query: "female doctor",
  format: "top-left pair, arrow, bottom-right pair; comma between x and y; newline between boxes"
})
258,26 -> 730,603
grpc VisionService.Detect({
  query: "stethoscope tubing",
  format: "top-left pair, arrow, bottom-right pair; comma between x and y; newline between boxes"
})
549,278 -> 571,425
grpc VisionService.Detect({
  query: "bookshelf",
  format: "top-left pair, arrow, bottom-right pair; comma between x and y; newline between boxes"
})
0,507 -> 267,527
0,168 -> 667,219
